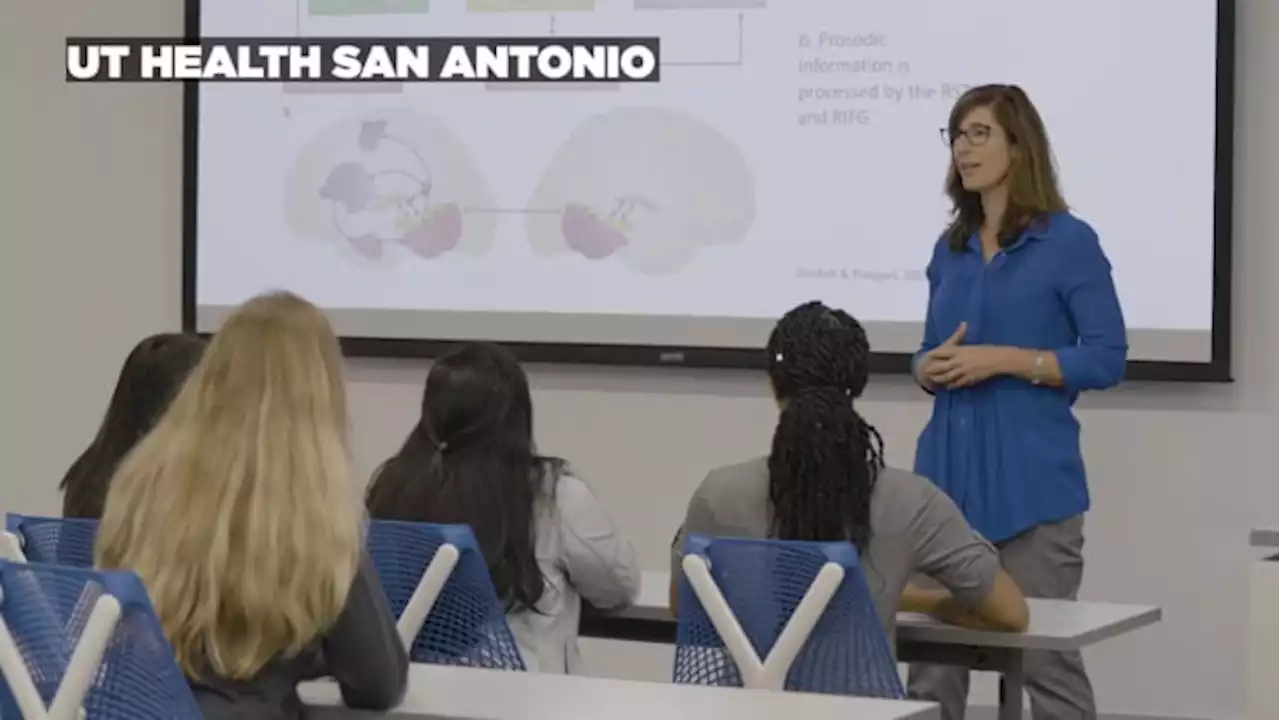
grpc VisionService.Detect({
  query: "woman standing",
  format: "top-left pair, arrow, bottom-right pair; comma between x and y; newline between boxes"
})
909,84 -> 1127,720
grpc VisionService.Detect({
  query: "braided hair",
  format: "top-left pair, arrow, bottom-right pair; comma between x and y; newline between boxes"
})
766,301 -> 885,551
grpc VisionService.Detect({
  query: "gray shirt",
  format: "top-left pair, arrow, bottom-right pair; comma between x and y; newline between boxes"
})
671,457 -> 999,650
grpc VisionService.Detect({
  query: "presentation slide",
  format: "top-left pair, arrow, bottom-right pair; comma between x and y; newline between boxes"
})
193,0 -> 1223,363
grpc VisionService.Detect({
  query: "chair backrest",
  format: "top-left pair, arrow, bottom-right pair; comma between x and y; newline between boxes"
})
4,516 -> 100,568
366,521 -> 526,671
0,560 -> 202,719
673,534 -> 905,699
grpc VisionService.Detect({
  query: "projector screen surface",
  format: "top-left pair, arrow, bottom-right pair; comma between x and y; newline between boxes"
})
189,0 -> 1232,374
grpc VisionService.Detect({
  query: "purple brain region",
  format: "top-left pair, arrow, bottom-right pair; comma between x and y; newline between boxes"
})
285,109 -> 500,266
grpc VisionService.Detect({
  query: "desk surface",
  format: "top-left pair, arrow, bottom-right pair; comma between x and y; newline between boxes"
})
623,571 -> 1160,652
299,665 -> 940,720
1251,528 -> 1278,549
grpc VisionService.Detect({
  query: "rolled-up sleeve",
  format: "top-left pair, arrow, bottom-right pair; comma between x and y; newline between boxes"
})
909,483 -> 1001,609
1053,227 -> 1128,393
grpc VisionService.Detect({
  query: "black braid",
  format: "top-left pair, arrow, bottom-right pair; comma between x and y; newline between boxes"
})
766,301 -> 885,551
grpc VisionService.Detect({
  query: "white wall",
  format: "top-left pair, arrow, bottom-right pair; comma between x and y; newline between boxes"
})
4,1 -> 1275,718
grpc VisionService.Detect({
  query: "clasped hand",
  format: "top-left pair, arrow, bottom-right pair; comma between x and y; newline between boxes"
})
917,323 -> 1009,390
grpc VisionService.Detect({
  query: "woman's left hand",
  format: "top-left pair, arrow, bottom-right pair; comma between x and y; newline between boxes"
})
925,345 -> 1012,389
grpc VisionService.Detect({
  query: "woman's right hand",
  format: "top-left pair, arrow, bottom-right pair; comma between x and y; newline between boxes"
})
915,357 -> 937,389
917,323 -> 967,389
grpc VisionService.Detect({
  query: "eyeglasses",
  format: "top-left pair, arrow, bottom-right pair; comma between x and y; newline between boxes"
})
940,124 -> 992,148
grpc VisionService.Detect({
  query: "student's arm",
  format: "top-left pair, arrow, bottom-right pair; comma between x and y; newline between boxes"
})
320,550 -> 410,710
668,477 -> 718,615
905,486 -> 1029,632
557,474 -> 641,610
668,528 -> 685,615
901,574 -> 1028,631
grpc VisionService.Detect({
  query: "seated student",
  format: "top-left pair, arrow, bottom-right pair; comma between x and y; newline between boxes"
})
95,291 -> 408,720
671,301 -> 1029,647
59,333 -> 205,519
366,342 -> 640,674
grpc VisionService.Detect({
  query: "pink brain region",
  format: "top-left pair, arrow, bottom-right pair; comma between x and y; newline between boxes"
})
525,107 -> 756,275
561,203 -> 630,259
349,234 -> 384,260
284,110 -> 498,267
403,203 -> 463,258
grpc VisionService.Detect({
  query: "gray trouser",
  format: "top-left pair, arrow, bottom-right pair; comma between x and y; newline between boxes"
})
907,514 -> 1097,720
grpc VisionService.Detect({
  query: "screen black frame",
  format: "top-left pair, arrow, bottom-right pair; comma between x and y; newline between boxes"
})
181,0 -> 1236,382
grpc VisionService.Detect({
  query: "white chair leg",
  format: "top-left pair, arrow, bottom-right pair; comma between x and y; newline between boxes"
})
682,555 -> 765,684
2,532 -> 28,563
0,613 -> 51,719
396,544 -> 460,651
680,555 -> 843,691
0,593 -> 123,720
48,595 -> 122,720
756,563 -> 843,689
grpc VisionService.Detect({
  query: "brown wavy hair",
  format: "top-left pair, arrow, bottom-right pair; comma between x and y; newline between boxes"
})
943,84 -> 1068,251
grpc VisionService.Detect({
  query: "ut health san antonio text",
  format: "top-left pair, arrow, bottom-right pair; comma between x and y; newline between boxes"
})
65,38 -> 661,83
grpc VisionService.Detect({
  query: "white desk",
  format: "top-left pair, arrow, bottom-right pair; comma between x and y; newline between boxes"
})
299,664 -> 940,719
582,571 -> 1161,720
605,572 -> 1162,649
1250,527 -> 1278,549
627,569 -> 674,620
896,599 -> 1161,652
1246,530 -> 1277,720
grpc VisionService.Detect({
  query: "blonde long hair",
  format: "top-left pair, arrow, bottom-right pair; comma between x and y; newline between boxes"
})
95,291 -> 364,680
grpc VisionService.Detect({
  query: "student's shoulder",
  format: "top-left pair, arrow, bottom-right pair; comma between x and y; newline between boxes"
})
871,466 -> 952,518
697,456 -> 770,499
546,460 -> 592,503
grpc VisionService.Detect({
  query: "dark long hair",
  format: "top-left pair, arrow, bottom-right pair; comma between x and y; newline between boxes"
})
765,302 -> 884,551
943,83 -> 1068,251
59,333 -> 206,519
366,342 -> 563,613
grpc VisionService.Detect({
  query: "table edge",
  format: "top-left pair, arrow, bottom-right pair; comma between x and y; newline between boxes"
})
299,670 -> 943,720
895,605 -> 1162,651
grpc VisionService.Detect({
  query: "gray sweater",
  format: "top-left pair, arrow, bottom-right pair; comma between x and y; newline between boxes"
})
189,551 -> 409,719
672,459 -> 1001,650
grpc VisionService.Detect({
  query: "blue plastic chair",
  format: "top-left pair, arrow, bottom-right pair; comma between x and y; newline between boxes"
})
0,560 -> 202,719
366,521 -> 526,670
4,515 -> 99,568
673,534 -> 905,699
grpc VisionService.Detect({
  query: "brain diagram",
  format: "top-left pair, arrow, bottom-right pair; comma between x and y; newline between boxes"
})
526,107 -> 757,275
284,109 -> 497,266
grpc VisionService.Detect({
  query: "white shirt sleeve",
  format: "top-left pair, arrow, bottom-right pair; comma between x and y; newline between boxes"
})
554,473 -> 641,610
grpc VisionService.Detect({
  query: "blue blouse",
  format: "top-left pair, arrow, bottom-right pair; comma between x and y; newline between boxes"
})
912,211 -> 1128,543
